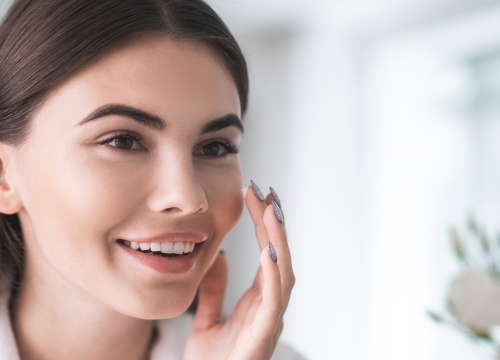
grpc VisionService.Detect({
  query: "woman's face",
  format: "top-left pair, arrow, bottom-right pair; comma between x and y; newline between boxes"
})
7,34 -> 244,318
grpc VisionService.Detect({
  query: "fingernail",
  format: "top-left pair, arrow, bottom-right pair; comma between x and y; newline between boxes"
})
270,187 -> 281,208
272,200 -> 283,224
241,186 -> 249,199
219,249 -> 226,255
250,180 -> 265,202
268,242 -> 278,263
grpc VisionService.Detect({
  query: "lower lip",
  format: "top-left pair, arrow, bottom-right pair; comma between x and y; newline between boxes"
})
118,242 -> 201,274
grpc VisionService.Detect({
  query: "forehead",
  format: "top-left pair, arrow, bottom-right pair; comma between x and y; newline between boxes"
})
36,33 -> 241,132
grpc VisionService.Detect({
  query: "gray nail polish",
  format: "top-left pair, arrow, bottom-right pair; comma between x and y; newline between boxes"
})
270,187 -> 281,208
268,242 -> 278,263
250,180 -> 265,202
272,200 -> 283,224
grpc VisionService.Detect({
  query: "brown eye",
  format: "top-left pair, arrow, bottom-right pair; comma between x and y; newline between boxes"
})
114,136 -> 134,149
101,133 -> 142,151
203,143 -> 223,156
193,140 -> 238,158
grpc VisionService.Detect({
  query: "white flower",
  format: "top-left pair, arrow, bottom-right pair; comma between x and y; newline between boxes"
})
448,270 -> 500,332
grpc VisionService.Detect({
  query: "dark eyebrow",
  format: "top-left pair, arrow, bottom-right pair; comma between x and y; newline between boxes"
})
77,104 -> 166,130
200,114 -> 244,135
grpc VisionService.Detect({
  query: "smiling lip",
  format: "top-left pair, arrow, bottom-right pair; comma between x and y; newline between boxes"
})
118,241 -> 201,274
120,232 -> 207,244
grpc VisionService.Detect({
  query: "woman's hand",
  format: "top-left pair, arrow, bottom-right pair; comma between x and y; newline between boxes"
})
183,181 -> 295,360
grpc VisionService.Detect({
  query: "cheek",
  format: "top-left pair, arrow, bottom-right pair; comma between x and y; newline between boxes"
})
19,145 -> 148,278
201,162 -> 244,237
17,142 -> 244,318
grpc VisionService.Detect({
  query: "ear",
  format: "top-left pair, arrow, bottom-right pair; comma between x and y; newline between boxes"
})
0,143 -> 23,215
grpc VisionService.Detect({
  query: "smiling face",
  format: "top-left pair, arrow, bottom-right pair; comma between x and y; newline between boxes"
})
6,34 -> 244,318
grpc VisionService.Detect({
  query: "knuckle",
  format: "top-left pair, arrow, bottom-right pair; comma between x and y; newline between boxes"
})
268,299 -> 284,315
276,299 -> 284,313
255,222 -> 267,232
284,274 -> 295,291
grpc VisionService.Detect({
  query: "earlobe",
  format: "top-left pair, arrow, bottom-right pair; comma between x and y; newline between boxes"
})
0,144 -> 23,215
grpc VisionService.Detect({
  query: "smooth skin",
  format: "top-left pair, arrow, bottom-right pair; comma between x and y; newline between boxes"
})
0,33 -> 294,360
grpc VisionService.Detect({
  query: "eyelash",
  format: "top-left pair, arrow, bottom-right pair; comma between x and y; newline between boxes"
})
98,131 -> 143,150
98,131 -> 240,158
201,140 -> 240,159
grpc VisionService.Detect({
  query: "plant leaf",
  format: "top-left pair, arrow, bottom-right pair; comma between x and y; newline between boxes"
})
427,310 -> 443,323
468,217 -> 479,235
480,232 -> 490,253
469,326 -> 493,342
450,228 -> 465,262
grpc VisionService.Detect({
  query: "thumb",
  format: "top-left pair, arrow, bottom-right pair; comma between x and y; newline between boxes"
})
191,251 -> 228,332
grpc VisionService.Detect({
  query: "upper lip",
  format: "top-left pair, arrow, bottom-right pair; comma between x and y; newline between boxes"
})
119,232 -> 208,244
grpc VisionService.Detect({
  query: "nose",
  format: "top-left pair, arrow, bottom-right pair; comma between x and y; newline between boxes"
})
147,154 -> 208,216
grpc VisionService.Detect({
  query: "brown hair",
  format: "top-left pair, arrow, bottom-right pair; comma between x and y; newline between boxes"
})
0,0 -> 248,287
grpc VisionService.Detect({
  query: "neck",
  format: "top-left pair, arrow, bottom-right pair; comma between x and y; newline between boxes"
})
10,260 -> 155,360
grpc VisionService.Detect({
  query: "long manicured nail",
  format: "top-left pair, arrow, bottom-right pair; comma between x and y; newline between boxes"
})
268,242 -> 278,263
272,200 -> 283,224
250,180 -> 265,202
270,187 -> 281,208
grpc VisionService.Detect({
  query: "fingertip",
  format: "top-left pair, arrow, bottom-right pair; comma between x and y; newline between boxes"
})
263,204 -> 275,224
265,192 -> 274,206
245,183 -> 269,229
260,245 -> 270,266
268,242 -> 278,263
250,180 -> 266,202
260,242 -> 279,271
241,186 -> 249,200
272,201 -> 284,224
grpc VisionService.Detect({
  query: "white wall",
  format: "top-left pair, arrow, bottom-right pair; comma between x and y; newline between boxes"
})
221,21 -> 365,360
0,0 -> 12,20
211,1 -> 500,359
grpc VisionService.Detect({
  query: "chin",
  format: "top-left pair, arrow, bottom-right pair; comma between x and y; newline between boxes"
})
106,283 -> 199,320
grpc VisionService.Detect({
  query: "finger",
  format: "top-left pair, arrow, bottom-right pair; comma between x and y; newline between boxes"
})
266,192 -> 286,229
263,204 -> 295,309
191,252 -> 228,332
251,263 -> 264,290
271,319 -> 284,351
267,187 -> 285,225
244,180 -> 270,250
251,245 -> 284,342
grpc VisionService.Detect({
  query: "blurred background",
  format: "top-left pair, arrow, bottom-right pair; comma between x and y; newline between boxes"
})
3,0 -> 500,358
206,0 -> 500,359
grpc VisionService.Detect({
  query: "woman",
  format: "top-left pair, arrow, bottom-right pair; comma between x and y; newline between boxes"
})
0,0 -> 300,359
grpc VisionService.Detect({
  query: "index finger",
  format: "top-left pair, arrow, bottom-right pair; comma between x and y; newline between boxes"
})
244,180 -> 271,251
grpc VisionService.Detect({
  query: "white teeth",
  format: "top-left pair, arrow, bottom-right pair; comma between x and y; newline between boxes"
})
151,242 -> 161,252
122,240 -> 196,254
161,242 -> 174,253
173,242 -> 184,254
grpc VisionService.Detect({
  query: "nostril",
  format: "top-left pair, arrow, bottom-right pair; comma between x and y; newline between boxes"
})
148,178 -> 208,214
194,205 -> 207,215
